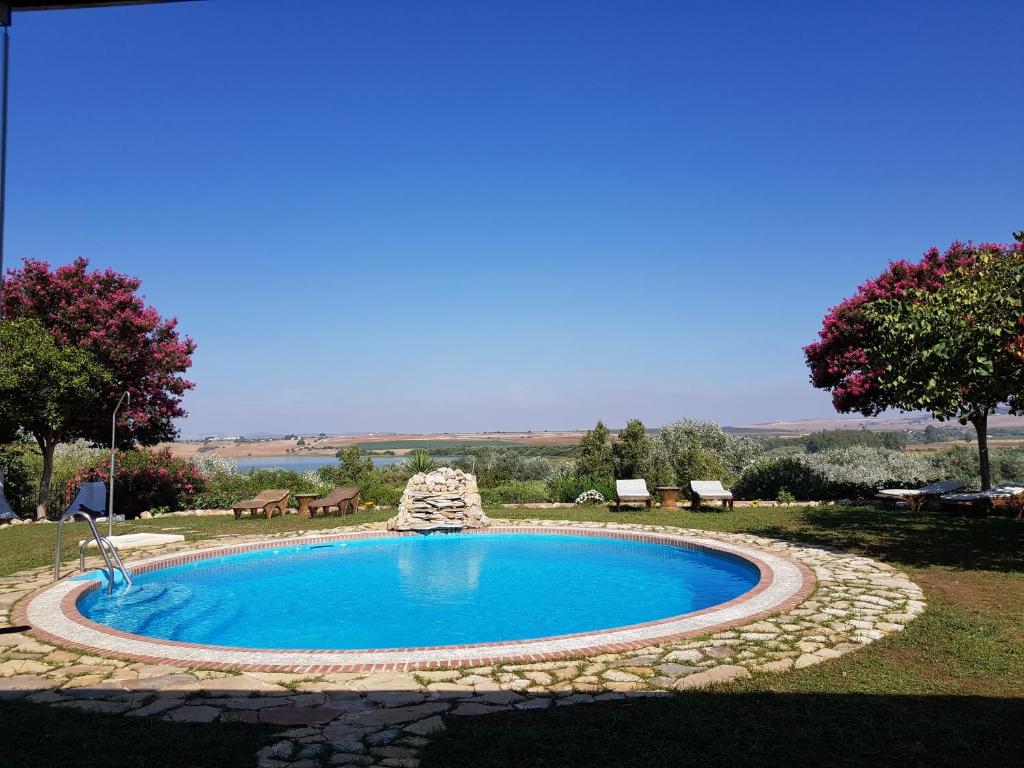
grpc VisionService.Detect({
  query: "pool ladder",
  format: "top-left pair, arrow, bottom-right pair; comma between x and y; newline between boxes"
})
54,510 -> 133,595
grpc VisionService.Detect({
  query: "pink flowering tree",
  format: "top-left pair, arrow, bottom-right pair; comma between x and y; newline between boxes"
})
2,258 -> 196,517
804,242 -> 976,416
806,236 -> 1024,489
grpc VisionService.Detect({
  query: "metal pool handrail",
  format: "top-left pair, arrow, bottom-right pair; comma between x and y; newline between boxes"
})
54,510 -> 132,595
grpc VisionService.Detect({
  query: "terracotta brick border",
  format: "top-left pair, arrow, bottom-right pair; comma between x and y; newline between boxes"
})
15,526 -> 815,672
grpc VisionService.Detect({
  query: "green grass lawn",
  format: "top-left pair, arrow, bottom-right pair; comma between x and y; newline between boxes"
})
1,504 -> 1022,767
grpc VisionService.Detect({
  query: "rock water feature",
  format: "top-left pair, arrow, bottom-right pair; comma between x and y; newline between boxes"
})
387,467 -> 491,531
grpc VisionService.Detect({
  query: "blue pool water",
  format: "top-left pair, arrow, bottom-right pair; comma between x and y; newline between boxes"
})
77,534 -> 759,649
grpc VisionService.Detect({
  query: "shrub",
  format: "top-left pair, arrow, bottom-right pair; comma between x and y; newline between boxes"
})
194,468 -> 323,510
548,470 -> 616,503
929,443 -> 1024,487
474,450 -> 554,485
732,455 -> 823,500
480,481 -> 550,505
806,445 -> 937,498
575,489 -> 605,505
362,484 -> 402,507
805,430 -> 907,453
733,446 -> 937,500
0,445 -> 33,517
657,419 -> 762,487
403,449 -> 436,474
776,489 -> 796,505
72,448 -> 204,517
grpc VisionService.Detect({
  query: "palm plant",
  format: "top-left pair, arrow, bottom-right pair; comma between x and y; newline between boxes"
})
403,449 -> 436,474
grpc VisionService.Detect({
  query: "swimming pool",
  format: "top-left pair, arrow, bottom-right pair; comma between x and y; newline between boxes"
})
76,532 -> 761,650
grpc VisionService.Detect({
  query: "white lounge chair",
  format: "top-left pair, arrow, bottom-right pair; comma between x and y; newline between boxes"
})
940,484 -> 1024,517
615,479 -> 652,509
876,480 -> 968,512
689,480 -> 734,510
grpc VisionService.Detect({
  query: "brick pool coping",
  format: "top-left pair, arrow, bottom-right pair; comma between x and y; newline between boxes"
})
15,526 -> 815,673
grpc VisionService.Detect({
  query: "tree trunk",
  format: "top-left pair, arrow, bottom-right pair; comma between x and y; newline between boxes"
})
971,415 -> 991,491
35,437 -> 57,520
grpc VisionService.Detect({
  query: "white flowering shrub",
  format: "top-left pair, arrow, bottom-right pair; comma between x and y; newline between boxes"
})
733,446 -> 938,500
806,445 -> 937,497
193,452 -> 237,477
575,489 -> 605,505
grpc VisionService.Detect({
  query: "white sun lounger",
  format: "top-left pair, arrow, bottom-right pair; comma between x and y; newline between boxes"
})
615,479 -> 652,509
690,480 -> 734,510
877,480 -> 968,512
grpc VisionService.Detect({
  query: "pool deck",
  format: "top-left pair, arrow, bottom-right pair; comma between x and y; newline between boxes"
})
0,519 -> 925,768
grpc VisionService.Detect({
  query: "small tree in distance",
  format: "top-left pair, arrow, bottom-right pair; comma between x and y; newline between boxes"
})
576,421 -> 615,478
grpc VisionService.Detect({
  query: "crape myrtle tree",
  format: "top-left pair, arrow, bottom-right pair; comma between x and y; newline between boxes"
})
806,234 -> 1024,489
1,258 -> 196,517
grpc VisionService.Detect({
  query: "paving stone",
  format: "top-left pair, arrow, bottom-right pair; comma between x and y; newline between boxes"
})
366,691 -> 426,708
164,705 -> 223,723
349,702 -> 449,727
675,665 -> 751,689
259,706 -> 345,725
403,716 -> 446,736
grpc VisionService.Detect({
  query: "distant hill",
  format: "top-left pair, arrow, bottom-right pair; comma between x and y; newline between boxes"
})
729,412 -> 1024,435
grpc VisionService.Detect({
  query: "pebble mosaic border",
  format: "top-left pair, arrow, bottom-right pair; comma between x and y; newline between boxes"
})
0,519 -> 926,768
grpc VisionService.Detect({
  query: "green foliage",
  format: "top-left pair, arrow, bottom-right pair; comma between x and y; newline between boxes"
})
732,455 -> 822,500
776,489 -> 796,505
733,446 -> 937,500
657,419 -> 762,488
865,242 -> 1024,486
576,421 -> 614,478
472,449 -> 554,486
0,445 -> 33,517
194,469 -> 323,510
479,481 -> 550,505
928,444 -> 1024,488
403,449 -> 436,474
612,419 -> 653,480
548,470 -> 616,503
333,446 -> 376,484
805,430 -> 906,453
0,318 -> 110,441
73,449 -> 204,518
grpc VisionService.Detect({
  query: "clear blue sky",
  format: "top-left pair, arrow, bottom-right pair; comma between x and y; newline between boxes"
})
6,0 -> 1022,435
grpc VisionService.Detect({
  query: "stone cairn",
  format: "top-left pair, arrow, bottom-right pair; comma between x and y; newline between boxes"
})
387,467 -> 490,531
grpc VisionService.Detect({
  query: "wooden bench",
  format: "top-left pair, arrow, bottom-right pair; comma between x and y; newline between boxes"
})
233,489 -> 290,519
308,487 -> 361,517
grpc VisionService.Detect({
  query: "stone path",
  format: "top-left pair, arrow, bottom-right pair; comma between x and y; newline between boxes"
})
0,519 -> 925,767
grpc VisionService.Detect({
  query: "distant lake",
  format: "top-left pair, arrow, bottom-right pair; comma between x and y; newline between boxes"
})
234,455 -> 456,473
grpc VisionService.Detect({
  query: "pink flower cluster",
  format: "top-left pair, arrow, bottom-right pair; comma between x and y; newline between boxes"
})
2,257 -> 196,445
804,241 -> 1016,415
70,448 -> 204,517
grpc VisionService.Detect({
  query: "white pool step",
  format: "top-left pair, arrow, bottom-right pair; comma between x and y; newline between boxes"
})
79,533 -> 185,550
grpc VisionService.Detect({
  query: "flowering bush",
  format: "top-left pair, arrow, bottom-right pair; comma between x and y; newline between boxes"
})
575,489 -> 605,505
70,448 -> 204,518
193,452 -> 237,476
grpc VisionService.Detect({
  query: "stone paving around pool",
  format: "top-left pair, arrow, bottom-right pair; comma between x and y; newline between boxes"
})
0,519 -> 925,768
